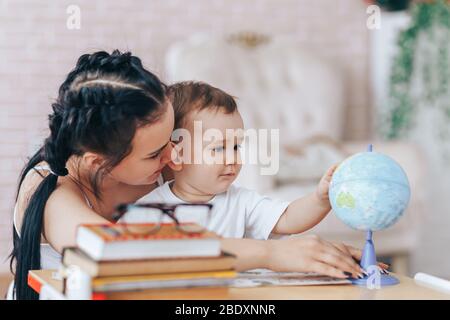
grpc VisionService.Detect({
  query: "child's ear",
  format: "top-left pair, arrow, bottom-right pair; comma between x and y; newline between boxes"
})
167,161 -> 182,172
167,141 -> 183,171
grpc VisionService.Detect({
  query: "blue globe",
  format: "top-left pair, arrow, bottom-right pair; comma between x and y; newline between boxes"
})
329,151 -> 411,231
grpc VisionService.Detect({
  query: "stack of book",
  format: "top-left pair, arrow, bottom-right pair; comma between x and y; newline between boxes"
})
61,223 -> 236,299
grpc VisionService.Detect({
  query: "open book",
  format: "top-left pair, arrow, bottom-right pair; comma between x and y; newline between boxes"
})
233,269 -> 351,288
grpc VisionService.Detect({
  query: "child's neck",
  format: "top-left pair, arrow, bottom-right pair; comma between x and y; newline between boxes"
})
170,180 -> 215,203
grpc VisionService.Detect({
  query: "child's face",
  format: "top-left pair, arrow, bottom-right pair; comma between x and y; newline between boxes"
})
175,108 -> 244,195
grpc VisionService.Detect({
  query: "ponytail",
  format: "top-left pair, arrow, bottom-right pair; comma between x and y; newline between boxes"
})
13,173 -> 58,299
10,109 -> 71,300
9,146 -> 44,299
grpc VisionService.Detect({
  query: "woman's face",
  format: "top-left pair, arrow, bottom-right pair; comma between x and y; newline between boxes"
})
109,102 -> 175,186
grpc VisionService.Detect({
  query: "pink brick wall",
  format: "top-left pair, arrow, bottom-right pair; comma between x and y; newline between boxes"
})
0,0 -> 370,273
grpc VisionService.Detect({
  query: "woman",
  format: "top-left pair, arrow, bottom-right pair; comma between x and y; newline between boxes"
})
9,50 -> 367,300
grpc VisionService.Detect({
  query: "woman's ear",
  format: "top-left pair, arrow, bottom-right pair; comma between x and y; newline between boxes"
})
81,152 -> 106,172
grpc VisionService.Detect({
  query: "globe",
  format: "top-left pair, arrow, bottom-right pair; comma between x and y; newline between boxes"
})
329,151 -> 411,231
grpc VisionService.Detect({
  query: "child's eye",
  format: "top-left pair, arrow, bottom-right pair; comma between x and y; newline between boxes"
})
213,146 -> 224,152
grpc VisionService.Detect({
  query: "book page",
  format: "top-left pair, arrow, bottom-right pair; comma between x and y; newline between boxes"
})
232,269 -> 351,288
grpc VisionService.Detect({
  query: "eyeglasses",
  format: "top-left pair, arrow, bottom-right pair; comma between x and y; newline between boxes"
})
112,202 -> 213,235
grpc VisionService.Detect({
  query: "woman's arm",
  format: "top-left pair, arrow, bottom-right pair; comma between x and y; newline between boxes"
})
43,183 -> 109,253
221,235 -> 368,279
16,169 -> 109,253
221,238 -> 269,271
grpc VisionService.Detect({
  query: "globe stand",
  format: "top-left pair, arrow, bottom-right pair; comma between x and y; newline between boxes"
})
351,144 -> 399,287
351,230 -> 399,287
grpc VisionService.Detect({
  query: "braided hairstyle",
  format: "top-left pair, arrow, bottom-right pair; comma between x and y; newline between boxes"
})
10,50 -> 167,299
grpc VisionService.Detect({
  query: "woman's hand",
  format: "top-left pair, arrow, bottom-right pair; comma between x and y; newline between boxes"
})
331,241 -> 389,271
265,235 -> 378,279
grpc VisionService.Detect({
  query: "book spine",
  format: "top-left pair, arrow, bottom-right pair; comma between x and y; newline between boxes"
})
28,273 -> 42,294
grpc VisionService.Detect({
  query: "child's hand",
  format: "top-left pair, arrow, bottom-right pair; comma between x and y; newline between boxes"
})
315,163 -> 339,205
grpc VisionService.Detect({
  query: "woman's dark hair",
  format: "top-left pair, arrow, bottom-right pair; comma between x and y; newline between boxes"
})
9,50 -> 167,299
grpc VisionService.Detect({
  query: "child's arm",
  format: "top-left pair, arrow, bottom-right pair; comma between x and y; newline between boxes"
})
272,164 -> 338,235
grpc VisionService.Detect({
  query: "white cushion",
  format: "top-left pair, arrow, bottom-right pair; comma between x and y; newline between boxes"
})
166,34 -> 345,143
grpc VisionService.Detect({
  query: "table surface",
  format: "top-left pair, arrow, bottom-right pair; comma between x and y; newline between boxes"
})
30,270 -> 450,300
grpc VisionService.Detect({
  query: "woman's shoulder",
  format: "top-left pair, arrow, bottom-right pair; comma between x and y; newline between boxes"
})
15,163 -> 92,232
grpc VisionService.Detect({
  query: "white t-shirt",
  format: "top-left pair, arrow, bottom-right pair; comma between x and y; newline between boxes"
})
137,181 -> 290,240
